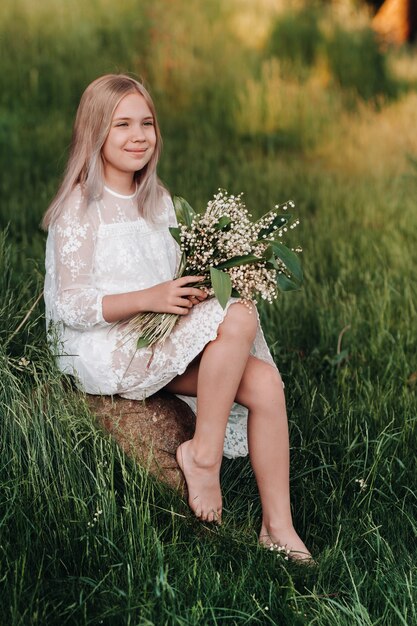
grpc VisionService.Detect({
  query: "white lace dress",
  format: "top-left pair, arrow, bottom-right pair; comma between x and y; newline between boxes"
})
44,185 -> 278,458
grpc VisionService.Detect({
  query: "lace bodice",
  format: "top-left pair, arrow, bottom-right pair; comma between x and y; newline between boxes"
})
44,185 -> 179,331
44,185 -> 277,459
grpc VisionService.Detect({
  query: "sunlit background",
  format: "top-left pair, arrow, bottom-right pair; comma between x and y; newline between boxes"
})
1,0 -> 417,246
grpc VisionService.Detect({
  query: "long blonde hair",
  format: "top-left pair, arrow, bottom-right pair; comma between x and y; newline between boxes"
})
42,74 -> 164,229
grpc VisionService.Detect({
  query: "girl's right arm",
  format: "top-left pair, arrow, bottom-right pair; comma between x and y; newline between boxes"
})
50,190 -> 110,331
102,276 -> 207,323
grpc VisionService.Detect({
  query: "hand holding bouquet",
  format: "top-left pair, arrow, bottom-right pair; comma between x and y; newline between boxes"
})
129,190 -> 303,348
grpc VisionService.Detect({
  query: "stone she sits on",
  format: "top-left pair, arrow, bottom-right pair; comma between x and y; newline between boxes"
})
87,391 -> 195,491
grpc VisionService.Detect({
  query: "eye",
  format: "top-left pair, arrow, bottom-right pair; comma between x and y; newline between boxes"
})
143,120 -> 154,127
115,122 -> 128,127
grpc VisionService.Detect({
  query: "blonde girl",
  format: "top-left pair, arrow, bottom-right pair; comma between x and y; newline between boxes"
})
43,74 -> 311,561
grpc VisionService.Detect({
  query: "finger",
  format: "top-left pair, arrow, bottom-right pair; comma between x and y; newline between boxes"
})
189,293 -> 207,304
171,306 -> 192,315
189,295 -> 203,303
177,287 -> 208,298
175,275 -> 205,286
175,297 -> 193,308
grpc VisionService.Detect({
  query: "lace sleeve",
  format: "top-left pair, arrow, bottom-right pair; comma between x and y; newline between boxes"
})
51,190 -> 110,330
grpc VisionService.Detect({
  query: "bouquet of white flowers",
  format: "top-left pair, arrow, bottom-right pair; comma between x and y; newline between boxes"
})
129,189 -> 303,349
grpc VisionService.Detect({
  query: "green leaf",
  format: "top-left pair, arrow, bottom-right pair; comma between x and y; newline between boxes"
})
216,254 -> 261,270
276,273 -> 301,292
214,216 -> 232,230
210,267 -> 232,309
265,259 -> 279,271
137,335 -> 151,349
257,214 -> 292,239
270,241 -> 303,283
169,226 -> 181,245
173,196 -> 196,227
262,245 -> 279,269
174,252 -> 187,279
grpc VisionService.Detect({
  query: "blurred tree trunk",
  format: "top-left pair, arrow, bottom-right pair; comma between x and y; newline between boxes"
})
366,0 -> 386,8
409,0 -> 417,42
372,0 -> 416,45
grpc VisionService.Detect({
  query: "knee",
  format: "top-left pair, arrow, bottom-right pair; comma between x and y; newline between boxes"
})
218,302 -> 257,345
263,366 -> 285,399
241,361 -> 285,410
256,362 -> 284,395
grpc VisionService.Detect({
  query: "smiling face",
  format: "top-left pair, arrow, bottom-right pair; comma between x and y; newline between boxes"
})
101,91 -> 157,193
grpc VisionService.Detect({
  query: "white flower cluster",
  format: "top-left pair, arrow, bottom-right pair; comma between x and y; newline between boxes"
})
87,507 -> 103,528
269,542 -> 291,560
355,478 -> 368,491
128,189 -> 301,350
179,190 -> 299,304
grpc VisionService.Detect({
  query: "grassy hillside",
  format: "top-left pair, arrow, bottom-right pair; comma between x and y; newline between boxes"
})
1,1 -> 416,624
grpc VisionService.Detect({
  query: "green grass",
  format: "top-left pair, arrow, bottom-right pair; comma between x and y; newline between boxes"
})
1,1 -> 417,624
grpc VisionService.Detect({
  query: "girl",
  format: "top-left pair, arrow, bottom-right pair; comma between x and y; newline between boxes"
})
43,74 -> 311,561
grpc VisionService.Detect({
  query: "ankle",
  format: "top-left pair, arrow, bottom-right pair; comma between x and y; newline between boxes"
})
261,518 -> 294,537
183,439 -> 222,469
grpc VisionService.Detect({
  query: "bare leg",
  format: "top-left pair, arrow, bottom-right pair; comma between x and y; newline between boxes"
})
166,303 -> 257,522
166,304 -> 311,558
236,357 -> 312,561
168,347 -> 311,559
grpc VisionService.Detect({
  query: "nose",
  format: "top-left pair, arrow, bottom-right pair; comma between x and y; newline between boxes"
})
131,124 -> 146,142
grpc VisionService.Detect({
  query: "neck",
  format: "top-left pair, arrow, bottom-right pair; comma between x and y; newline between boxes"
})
103,173 -> 136,196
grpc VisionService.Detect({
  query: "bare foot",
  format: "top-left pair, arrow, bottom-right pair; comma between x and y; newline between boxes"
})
259,523 -> 313,564
176,440 -> 223,523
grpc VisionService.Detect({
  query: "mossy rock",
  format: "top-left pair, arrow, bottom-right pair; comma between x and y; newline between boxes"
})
86,392 -> 195,492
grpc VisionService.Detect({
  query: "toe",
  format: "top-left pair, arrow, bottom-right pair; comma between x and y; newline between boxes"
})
189,495 -> 200,515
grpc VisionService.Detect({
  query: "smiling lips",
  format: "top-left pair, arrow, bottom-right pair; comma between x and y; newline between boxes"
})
125,148 -> 147,155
